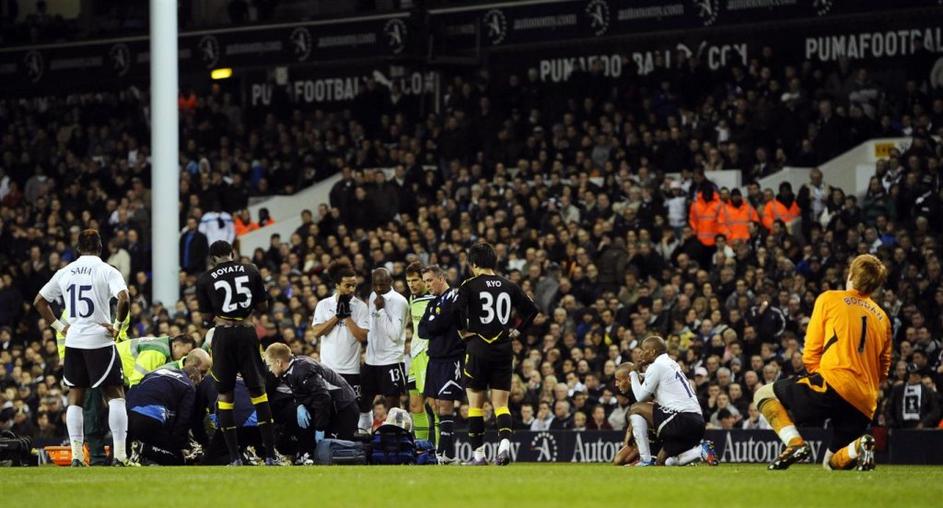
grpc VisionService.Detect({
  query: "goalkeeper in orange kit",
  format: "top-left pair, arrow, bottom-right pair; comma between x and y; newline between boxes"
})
754,254 -> 892,471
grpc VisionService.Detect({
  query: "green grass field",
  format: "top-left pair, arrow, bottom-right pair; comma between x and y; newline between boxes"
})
2,464 -> 941,508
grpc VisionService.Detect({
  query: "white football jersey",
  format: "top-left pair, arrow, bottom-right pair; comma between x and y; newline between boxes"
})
631,353 -> 702,415
365,289 -> 408,366
313,294 -> 370,375
39,255 -> 128,349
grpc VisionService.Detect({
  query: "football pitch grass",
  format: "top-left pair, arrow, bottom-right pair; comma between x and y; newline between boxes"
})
2,464 -> 941,508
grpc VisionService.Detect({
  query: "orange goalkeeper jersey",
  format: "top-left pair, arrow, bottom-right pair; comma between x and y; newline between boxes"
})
803,289 -> 892,418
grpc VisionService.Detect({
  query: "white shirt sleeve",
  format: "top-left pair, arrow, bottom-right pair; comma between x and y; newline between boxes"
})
106,266 -> 128,298
353,299 -> 370,330
312,299 -> 332,326
372,294 -> 404,345
630,364 -> 661,403
38,269 -> 63,302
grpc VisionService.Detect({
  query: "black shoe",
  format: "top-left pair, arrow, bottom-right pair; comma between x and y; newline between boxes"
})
70,459 -> 87,468
855,435 -> 876,471
768,442 -> 811,470
227,458 -> 244,467
495,448 -> 511,466
265,456 -> 284,466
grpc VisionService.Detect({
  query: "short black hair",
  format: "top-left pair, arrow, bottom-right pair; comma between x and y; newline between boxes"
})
327,259 -> 356,286
171,334 -> 197,349
468,242 -> 497,269
209,240 -> 233,259
77,229 -> 102,254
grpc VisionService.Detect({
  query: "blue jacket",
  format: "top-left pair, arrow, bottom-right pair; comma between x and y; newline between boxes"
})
127,369 -> 195,447
418,288 -> 466,359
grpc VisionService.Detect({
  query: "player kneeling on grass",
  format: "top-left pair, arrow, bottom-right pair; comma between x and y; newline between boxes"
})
625,337 -> 718,467
611,364 -> 642,466
755,254 -> 890,471
126,366 -> 203,465
264,343 -> 359,450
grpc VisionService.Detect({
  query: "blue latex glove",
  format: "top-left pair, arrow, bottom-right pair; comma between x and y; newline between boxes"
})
296,405 -> 311,429
314,431 -> 324,444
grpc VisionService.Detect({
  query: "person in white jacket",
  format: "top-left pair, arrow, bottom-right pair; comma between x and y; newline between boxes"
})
199,206 -> 235,246
361,267 -> 409,433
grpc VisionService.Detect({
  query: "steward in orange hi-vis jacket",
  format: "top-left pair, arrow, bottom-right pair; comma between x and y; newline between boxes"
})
689,185 -> 723,247
761,182 -> 800,231
719,188 -> 760,242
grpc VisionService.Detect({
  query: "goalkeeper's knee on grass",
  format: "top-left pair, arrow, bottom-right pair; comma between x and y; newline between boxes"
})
754,383 -> 803,447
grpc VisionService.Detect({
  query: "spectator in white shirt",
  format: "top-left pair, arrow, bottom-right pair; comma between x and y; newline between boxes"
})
199,205 -> 235,246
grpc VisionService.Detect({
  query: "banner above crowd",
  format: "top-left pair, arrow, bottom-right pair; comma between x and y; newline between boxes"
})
428,0 -> 940,51
0,12 -> 414,91
0,1 -> 940,93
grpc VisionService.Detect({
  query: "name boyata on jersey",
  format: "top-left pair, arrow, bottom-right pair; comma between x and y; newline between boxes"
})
210,264 -> 247,279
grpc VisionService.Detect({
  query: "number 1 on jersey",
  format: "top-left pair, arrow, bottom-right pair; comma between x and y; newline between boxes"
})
675,371 -> 694,398
857,316 -> 867,353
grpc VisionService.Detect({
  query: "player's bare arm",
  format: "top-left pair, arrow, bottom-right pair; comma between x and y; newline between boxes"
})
34,293 -> 68,336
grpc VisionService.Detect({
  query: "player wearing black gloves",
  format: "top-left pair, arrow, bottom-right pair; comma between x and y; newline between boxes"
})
311,260 -> 371,432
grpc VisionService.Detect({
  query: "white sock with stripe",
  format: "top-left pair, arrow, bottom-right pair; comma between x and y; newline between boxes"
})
630,414 -> 652,463
66,405 -> 84,463
108,399 -> 128,462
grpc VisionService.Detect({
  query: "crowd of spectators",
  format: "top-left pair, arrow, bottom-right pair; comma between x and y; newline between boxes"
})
2,44 -> 943,442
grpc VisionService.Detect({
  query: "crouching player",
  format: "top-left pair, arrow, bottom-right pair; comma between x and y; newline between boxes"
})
755,254 -> 890,471
264,343 -> 359,443
126,366 -> 203,465
626,336 -> 718,467
612,363 -> 642,466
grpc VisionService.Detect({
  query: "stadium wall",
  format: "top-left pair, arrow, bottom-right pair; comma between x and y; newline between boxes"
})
450,429 -> 943,465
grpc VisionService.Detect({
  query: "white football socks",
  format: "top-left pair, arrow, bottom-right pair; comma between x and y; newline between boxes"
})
630,414 -> 652,463
673,444 -> 705,466
498,438 -> 511,454
108,398 -> 128,462
66,405 -> 84,462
